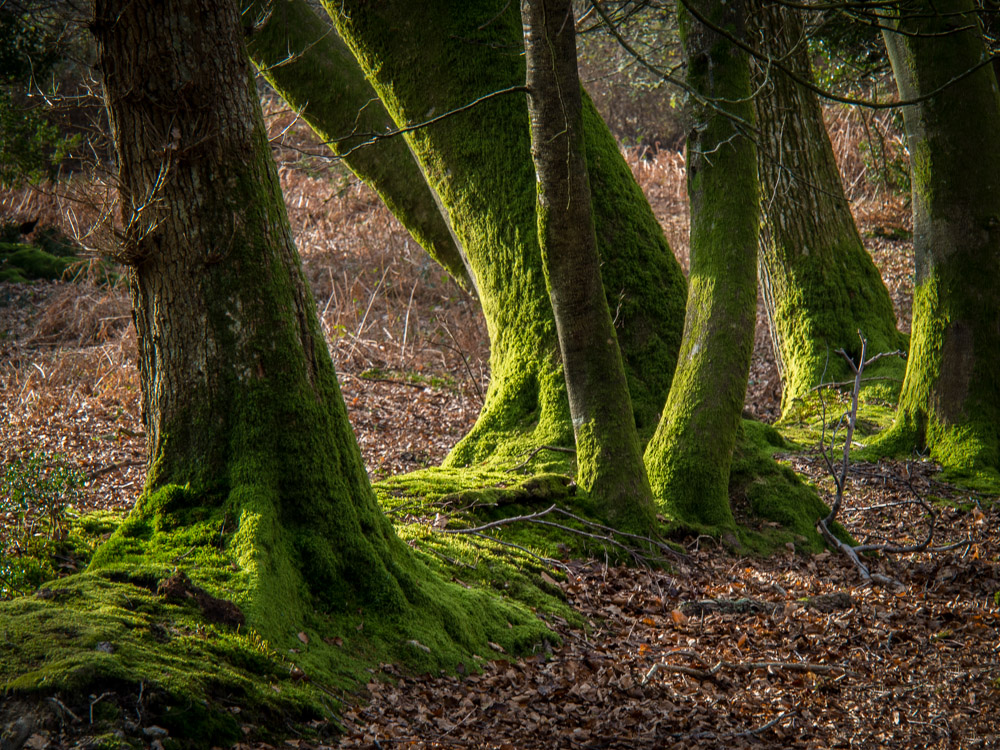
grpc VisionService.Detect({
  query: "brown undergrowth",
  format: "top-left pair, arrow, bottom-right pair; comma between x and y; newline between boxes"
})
2,102 -> 995,748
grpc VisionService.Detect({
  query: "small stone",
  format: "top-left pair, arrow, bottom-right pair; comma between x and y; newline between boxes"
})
24,734 -> 49,750
95,641 -> 114,654
143,725 -> 169,737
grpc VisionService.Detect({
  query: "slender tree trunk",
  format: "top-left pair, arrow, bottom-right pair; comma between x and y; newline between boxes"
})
91,0 -> 538,661
522,0 -> 654,532
881,0 -> 1000,478
245,0 -> 473,291
327,0 -> 687,467
643,0 -> 759,529
751,2 -> 904,411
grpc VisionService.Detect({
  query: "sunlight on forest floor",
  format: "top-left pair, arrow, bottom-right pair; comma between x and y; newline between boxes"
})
2,104 -> 996,748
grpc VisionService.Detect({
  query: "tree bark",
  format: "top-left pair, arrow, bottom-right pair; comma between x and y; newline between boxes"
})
751,2 -> 904,411
245,0 -> 474,291
522,0 -> 655,532
327,0 -> 687,468
881,0 -> 1000,479
91,0 -> 539,661
643,0 -> 759,529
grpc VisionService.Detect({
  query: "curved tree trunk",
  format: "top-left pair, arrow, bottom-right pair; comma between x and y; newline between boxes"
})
328,0 -> 687,468
643,0 -> 758,529
91,0 -> 538,670
523,0 -> 655,532
881,0 -> 1000,479
245,0 -> 473,291
751,2 -> 904,411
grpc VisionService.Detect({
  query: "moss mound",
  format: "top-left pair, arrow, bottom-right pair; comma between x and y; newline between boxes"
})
0,243 -> 76,283
0,479 -> 561,745
728,420 -> 850,554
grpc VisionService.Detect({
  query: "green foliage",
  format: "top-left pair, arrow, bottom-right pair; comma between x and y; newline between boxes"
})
0,90 -> 77,187
0,6 -> 81,187
808,15 -> 887,94
576,4 -> 687,149
0,452 -> 85,598
0,242 -> 75,282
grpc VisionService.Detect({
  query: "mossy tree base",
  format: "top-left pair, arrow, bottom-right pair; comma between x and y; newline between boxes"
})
880,0 -> 1000,481
0,493 -> 555,745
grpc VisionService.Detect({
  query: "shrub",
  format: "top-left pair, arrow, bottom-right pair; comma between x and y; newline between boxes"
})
0,452 -> 85,598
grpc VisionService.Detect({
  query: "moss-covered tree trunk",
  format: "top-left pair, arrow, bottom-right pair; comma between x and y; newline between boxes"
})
327,0 -> 687,468
751,2 -> 904,411
642,0 -> 758,529
92,0 -> 535,664
245,0 -> 473,290
522,0 -> 655,532
880,0 -> 1000,479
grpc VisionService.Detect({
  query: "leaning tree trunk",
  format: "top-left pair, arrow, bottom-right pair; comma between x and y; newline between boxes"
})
328,0 -> 687,467
91,0 -> 538,667
245,0 -> 473,291
643,0 -> 759,530
751,1 -> 904,412
523,0 -> 655,533
881,0 -> 1000,478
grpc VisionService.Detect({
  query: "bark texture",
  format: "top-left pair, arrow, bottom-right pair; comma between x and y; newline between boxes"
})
522,0 -> 654,532
245,0 -> 473,291
881,0 -> 1000,478
751,2 -> 904,410
643,0 -> 759,529
91,0 -> 537,657
328,0 -> 687,467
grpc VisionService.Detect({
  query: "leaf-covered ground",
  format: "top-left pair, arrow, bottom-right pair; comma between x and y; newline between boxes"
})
1,103 -> 997,748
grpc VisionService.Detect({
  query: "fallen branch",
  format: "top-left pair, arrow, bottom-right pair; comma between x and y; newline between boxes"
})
508,445 -> 576,473
439,501 -> 687,565
642,654 -> 857,686
87,459 -> 145,480
814,333 -> 968,586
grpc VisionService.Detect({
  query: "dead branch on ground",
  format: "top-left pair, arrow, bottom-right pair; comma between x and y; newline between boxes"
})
815,331 -> 969,587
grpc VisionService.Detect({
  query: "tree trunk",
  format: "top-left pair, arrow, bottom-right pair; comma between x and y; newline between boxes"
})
643,0 -> 759,529
91,0 -> 540,668
881,0 -> 1000,479
327,0 -> 687,468
245,0 -> 473,291
522,0 -> 655,532
751,2 -> 904,411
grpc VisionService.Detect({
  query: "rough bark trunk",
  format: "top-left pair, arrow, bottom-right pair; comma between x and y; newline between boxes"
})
245,0 -> 473,291
522,0 -> 655,532
328,0 -> 687,468
90,0 -> 540,681
751,2 -> 904,411
880,0 -> 1000,480
643,0 -> 759,529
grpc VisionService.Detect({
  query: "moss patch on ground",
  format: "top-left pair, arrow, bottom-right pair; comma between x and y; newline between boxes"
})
728,420 -> 852,554
0,484 -> 565,746
377,465 -> 614,571
0,243 -> 76,283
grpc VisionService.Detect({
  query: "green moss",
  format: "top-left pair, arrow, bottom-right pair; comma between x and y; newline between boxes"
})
878,0 -> 1000,487
245,0 -> 474,291
2,467 -> 560,743
2,25 -> 556,740
728,421 -> 848,554
581,96 -> 686,436
331,1 -> 685,467
866,274 -> 1000,489
765,231 -> 908,413
0,243 -> 74,282
643,3 -> 759,531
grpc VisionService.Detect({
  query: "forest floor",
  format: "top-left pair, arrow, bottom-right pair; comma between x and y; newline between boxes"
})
1,107 -> 998,748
